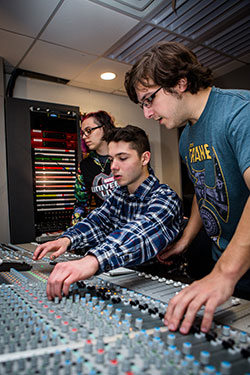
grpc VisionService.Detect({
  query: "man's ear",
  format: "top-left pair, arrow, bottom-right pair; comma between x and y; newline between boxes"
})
177,77 -> 188,92
142,151 -> 151,166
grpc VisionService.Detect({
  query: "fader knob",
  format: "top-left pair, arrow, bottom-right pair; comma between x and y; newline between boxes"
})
108,359 -> 118,375
239,331 -> 247,343
96,348 -> 105,363
64,359 -> 72,375
182,341 -> 192,355
200,350 -> 210,365
76,357 -> 84,372
185,354 -> 195,369
115,308 -> 122,320
204,365 -> 216,374
220,361 -> 232,375
135,317 -> 143,330
222,325 -> 230,336
84,339 -> 93,353
167,333 -> 176,345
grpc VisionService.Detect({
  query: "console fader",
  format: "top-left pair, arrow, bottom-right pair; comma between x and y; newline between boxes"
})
0,243 -> 250,375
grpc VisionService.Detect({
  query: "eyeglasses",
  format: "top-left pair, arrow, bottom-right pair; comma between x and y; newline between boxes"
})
139,87 -> 162,109
81,125 -> 103,137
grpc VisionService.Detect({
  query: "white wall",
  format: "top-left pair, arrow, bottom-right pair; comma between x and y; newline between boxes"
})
14,77 -> 182,194
14,77 -> 164,177
13,76 -> 182,187
0,58 -> 10,242
1,74 -> 182,242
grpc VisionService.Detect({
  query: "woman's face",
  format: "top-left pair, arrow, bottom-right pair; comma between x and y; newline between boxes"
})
81,117 -> 105,152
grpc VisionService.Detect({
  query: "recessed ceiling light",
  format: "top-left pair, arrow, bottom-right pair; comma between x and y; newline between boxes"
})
100,72 -> 116,80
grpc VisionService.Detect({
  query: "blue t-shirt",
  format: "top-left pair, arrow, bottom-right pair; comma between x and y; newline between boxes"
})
179,87 -> 250,288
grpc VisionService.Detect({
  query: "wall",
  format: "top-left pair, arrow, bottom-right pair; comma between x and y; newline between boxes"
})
0,58 -> 10,242
0,74 -> 182,242
13,76 -> 182,193
214,64 -> 250,90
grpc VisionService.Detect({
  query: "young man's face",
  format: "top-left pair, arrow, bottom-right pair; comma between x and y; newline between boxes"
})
108,141 -> 150,194
135,79 -> 189,130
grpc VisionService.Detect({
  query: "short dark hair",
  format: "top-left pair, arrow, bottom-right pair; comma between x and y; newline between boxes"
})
107,125 -> 150,157
125,41 -> 213,104
81,110 -> 115,140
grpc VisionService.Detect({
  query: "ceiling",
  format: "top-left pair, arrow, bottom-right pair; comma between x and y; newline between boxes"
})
0,0 -> 250,96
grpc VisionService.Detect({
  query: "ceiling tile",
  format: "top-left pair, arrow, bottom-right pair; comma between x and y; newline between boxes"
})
72,57 -> 130,91
91,0 -> 165,17
20,40 -> 97,80
0,29 -> 33,67
0,0 -> 61,36
41,0 -> 138,54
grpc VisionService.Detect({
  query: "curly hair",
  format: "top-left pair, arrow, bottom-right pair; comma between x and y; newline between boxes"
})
125,41 -> 213,103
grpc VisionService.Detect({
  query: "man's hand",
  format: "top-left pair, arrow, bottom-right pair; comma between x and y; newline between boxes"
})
33,237 -> 71,261
46,255 -> 99,300
164,269 -> 235,334
158,195 -> 203,266
157,236 -> 189,264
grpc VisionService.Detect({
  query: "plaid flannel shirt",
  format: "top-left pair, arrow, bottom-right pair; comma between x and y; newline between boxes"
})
61,171 -> 183,274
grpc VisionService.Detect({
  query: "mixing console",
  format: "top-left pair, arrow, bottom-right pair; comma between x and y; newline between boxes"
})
0,243 -> 250,375
0,244 -> 32,271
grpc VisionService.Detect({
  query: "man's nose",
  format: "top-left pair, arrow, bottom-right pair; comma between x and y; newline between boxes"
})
143,106 -> 154,119
111,160 -> 118,171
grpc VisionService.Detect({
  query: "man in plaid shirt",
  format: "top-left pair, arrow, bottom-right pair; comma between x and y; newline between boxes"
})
33,125 -> 183,300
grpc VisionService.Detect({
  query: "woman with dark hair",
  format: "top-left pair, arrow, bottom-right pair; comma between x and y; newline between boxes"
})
72,110 -> 117,224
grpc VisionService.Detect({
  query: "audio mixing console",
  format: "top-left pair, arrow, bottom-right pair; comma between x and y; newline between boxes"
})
0,243 -> 250,375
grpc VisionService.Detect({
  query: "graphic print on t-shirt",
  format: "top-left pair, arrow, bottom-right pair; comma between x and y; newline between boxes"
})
186,146 -> 229,238
92,173 -> 117,200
